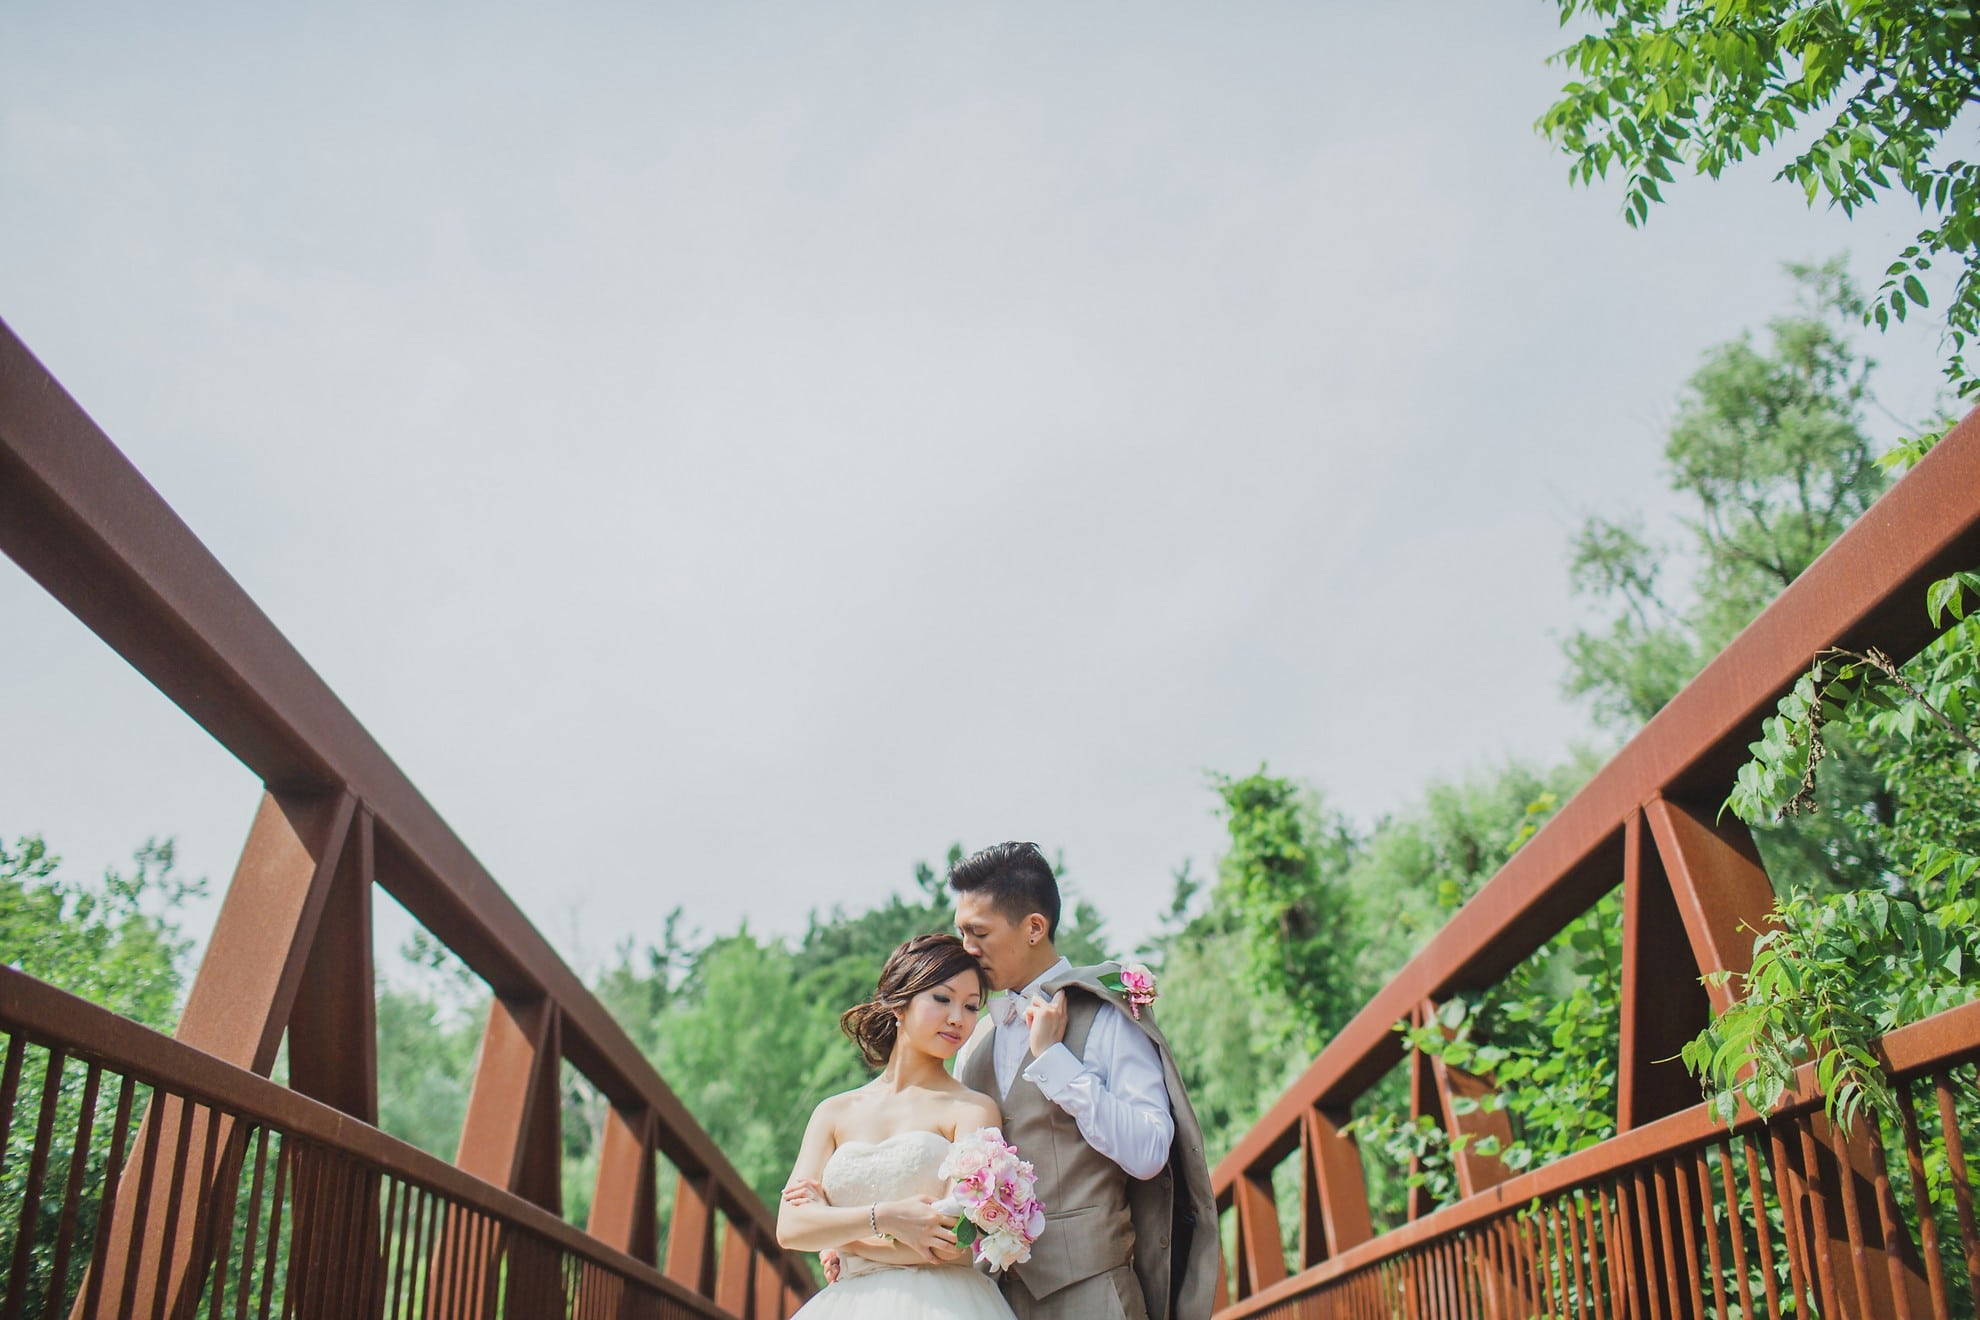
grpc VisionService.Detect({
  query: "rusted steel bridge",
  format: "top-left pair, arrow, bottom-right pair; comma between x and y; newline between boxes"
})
1205,406 -> 1980,1318
1,312 -> 1977,1318
0,319 -> 814,1317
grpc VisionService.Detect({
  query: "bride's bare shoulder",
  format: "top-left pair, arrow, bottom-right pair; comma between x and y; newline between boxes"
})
807,1085 -> 869,1130
944,1085 -> 1002,1134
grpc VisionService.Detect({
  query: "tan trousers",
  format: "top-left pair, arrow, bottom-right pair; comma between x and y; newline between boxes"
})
1004,1265 -> 1149,1320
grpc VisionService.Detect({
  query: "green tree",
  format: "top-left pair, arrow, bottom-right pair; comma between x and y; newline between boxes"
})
1208,770 -> 1365,1054
0,835 -> 204,1029
1563,262 -> 1909,896
374,929 -> 488,1163
1539,0 -> 1980,393
0,836 -> 206,1305
1143,862 -> 1310,1164
1563,260 -> 1890,731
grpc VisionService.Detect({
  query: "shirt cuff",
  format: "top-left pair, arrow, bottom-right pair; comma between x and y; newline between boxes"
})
1020,1043 -> 1087,1101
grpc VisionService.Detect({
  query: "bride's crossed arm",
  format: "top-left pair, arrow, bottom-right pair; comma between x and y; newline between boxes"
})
774,1099 -> 961,1259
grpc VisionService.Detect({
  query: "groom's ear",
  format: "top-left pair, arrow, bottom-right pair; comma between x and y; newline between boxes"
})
1023,912 -> 1050,946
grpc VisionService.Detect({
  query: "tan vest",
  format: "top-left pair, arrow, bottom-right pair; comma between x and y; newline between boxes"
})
958,965 -> 1218,1320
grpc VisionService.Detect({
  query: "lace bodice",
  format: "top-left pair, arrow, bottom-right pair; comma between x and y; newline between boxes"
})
823,1128 -> 951,1206
821,1130 -> 954,1280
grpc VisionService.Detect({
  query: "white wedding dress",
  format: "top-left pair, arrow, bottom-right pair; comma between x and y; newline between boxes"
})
789,1129 -> 1017,1320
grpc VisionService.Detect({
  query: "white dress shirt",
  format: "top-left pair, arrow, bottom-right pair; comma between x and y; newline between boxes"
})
993,956 -> 1176,1181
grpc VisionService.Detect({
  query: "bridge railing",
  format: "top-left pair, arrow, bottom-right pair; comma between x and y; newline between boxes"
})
0,965 -> 769,1319
1209,410 -> 1980,1319
0,317 -> 812,1317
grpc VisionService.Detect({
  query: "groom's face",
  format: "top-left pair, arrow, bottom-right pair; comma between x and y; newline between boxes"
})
954,892 -> 1038,993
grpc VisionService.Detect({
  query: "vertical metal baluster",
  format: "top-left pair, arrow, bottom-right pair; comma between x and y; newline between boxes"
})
1830,1118 -> 1879,1318
312,1152 -> 352,1316
1764,1128 -> 1810,1316
1694,1149 -> 1727,1320
3,1044 -> 68,1319
1632,1170 -> 1667,1320
279,1143 -> 314,1320
42,1060 -> 101,1314
234,1127 -> 272,1320
377,1179 -> 405,1320
147,1091 -> 201,1319
1581,1189 -> 1609,1320
413,1189 -> 441,1320
1741,1138 -> 1784,1320
1511,1215 -> 1532,1320
115,1083 -> 168,1318
0,1035 -> 28,1186
1565,1194 -> 1589,1320
384,1183 -> 413,1320
1528,1212 -> 1553,1319
188,1103 -> 233,1320
1671,1152 -> 1705,1319
257,1137 -> 291,1320
440,1203 -> 467,1320
349,1169 -> 381,1319
479,1213 -> 501,1320
1649,1163 -> 1681,1320
1896,1081 -> 1952,1320
1716,1141 -> 1757,1320
1932,1071 -> 1979,1315
413,1187 -> 441,1320
80,1074 -> 137,1320
1796,1117 -> 1845,1318
1607,1181 -> 1637,1320
393,1188 -> 423,1320
1865,1115 -> 1917,1320
1544,1201 -> 1566,1318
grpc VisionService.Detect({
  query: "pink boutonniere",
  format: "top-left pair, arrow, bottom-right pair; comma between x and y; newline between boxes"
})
1102,961 -> 1159,1019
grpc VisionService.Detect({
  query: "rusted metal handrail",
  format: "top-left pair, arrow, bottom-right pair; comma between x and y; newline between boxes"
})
1209,408 -> 1980,1318
1224,1001 -> 1980,1318
0,317 -> 811,1317
0,966 -> 756,1319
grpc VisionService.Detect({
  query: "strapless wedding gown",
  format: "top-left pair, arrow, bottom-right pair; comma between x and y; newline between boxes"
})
790,1129 -> 1016,1320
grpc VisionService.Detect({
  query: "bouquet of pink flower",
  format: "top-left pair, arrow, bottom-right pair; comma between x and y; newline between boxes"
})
932,1127 -> 1045,1271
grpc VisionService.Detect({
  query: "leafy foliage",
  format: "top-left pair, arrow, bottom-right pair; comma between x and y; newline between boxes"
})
1692,571 -> 1980,1131
1207,771 -> 1365,1053
0,837 -> 206,1305
1347,810 -> 1616,1219
1539,0 -> 1980,393
375,929 -> 489,1162
0,835 -> 204,1029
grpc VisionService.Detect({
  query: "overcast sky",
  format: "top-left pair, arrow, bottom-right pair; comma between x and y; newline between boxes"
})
1,1 -> 1953,984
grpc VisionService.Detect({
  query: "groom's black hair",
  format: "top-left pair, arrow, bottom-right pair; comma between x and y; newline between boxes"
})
948,841 -> 1062,940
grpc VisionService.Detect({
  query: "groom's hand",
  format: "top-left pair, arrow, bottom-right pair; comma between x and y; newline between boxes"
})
1025,990 -> 1069,1055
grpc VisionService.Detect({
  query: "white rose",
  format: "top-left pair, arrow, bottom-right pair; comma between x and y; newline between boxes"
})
978,1232 -> 1031,1271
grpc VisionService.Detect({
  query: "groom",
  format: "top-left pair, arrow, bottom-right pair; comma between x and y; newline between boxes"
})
949,842 -> 1217,1320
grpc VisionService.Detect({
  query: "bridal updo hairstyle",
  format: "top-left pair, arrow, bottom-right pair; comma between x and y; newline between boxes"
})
840,933 -> 987,1069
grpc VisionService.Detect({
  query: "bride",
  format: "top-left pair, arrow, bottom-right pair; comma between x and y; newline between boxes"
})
775,933 -> 1017,1320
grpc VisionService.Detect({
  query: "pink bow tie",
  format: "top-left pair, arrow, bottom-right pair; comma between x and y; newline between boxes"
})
1000,994 -> 1025,1027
